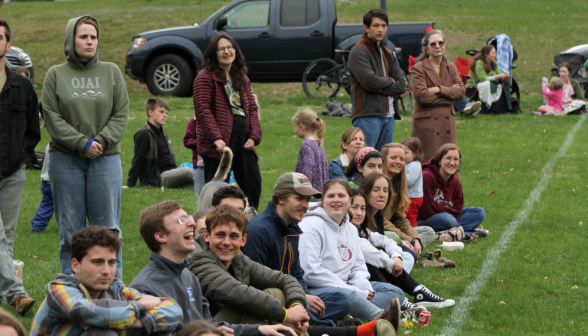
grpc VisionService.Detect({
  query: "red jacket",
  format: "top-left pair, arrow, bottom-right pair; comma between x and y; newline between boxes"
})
418,158 -> 464,221
183,117 -> 204,167
193,69 -> 262,160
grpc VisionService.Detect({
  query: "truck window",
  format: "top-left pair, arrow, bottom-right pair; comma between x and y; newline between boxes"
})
280,0 -> 320,27
221,0 -> 270,29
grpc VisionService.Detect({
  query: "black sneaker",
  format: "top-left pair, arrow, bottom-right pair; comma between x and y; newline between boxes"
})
413,286 -> 455,308
337,316 -> 362,327
401,296 -> 415,310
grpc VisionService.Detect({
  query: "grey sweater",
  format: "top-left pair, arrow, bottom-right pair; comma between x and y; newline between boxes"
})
405,161 -> 423,198
128,252 -> 259,336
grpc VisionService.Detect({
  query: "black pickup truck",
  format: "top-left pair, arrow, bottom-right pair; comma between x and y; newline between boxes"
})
125,0 -> 434,97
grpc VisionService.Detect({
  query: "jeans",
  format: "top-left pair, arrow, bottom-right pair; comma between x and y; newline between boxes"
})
309,282 -> 404,321
403,251 -> 415,274
453,97 -> 469,113
193,167 -> 205,199
0,168 -> 28,305
417,207 -> 485,234
308,289 -> 351,326
31,180 -> 54,232
50,152 -> 123,279
353,116 -> 395,152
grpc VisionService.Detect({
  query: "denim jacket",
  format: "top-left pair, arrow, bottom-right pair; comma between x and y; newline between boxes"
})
0,66 -> 40,178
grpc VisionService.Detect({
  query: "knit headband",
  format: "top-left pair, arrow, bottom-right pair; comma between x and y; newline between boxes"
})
354,147 -> 378,167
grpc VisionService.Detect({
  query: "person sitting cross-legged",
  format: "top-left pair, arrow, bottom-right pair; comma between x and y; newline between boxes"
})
128,200 -> 297,336
244,172 -> 355,327
187,205 -> 400,336
30,226 -> 183,336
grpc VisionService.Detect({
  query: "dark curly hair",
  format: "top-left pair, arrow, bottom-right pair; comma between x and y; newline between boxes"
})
71,227 -> 121,262
201,32 -> 248,91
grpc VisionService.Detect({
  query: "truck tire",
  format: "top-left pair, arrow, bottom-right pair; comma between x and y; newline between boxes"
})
146,54 -> 192,97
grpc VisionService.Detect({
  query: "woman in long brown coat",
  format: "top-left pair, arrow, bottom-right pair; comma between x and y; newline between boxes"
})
411,30 -> 465,162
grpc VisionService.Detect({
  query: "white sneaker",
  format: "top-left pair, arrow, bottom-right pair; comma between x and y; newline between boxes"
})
464,101 -> 482,116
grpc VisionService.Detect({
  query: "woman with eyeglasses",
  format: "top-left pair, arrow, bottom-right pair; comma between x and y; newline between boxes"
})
411,30 -> 465,162
194,32 -> 262,209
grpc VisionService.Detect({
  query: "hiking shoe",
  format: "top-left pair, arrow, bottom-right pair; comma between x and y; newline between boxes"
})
419,252 -> 445,269
413,286 -> 455,308
337,316 -> 362,327
463,233 -> 478,244
373,319 -> 396,336
464,101 -> 482,116
15,294 -> 35,316
378,297 -> 401,333
473,229 -> 489,237
433,249 -> 456,268
400,306 -> 428,321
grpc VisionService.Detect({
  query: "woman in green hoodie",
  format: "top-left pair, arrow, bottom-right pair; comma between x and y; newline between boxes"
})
42,16 -> 129,278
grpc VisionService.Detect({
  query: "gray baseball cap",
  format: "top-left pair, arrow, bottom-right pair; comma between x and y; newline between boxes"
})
274,172 -> 322,198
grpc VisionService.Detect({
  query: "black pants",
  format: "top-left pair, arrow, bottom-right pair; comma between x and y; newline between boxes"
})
308,326 -> 356,336
480,92 -> 509,115
203,115 -> 262,209
366,264 -> 420,295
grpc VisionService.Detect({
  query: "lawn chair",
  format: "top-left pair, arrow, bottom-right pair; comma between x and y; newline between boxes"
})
455,56 -> 478,100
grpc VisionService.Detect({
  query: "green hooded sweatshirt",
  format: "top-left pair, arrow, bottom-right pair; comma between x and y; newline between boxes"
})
43,16 -> 129,156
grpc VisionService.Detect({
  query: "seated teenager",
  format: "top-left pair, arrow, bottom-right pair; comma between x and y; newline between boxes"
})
417,144 -> 486,238
188,205 -> 400,336
380,144 -> 436,253
349,189 -> 455,311
125,98 -> 193,189
244,172 -> 353,327
31,226 -> 182,336
129,200 -> 295,336
299,179 -> 404,322
329,127 -> 366,181
345,147 -> 383,187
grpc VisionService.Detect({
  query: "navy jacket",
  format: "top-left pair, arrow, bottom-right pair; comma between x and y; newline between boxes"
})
244,201 -> 309,293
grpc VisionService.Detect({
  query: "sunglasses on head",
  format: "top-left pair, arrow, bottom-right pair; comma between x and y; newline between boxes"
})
429,41 -> 445,47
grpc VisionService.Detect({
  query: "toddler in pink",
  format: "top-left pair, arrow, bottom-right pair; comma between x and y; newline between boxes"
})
533,77 -> 564,115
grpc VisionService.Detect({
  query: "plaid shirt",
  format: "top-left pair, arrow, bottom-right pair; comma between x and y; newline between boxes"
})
30,274 -> 183,336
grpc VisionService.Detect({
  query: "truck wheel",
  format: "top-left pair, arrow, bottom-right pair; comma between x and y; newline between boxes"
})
146,54 -> 192,97
302,58 -> 341,98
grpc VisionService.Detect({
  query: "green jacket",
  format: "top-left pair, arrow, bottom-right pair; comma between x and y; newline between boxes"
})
466,59 -> 502,89
569,78 -> 584,100
186,235 -> 306,323
43,16 -> 129,156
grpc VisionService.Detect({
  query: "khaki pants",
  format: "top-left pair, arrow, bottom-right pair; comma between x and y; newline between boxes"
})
385,226 -> 435,249
214,288 -> 308,336
161,167 -> 194,189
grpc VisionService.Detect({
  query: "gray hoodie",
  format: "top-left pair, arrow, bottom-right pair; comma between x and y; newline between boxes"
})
298,206 -> 373,299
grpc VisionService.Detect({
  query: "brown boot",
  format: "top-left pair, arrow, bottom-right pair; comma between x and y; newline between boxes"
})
15,294 -> 35,316
378,297 -> 400,333
433,249 -> 456,268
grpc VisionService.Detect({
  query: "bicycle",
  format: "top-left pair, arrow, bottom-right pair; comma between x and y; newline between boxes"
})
302,49 -> 351,98
399,72 -> 414,115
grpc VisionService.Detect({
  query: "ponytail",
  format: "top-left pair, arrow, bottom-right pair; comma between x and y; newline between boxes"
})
291,109 -> 326,147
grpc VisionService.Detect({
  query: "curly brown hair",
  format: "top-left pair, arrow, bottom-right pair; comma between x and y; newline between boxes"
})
71,227 -> 120,263
201,32 -> 248,91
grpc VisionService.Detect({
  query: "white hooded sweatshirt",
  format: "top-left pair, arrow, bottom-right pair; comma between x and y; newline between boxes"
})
299,206 -> 373,299
357,230 -> 403,275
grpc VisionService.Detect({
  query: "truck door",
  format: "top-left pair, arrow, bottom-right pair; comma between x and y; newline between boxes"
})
214,0 -> 276,76
273,0 -> 330,78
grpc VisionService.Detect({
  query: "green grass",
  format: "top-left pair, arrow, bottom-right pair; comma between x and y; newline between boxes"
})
2,0 -> 588,335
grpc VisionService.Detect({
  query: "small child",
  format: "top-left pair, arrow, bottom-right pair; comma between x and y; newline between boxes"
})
184,117 -> 206,199
533,77 -> 564,115
400,137 -> 423,228
192,209 -> 209,236
291,109 -> 328,195
31,144 -> 54,232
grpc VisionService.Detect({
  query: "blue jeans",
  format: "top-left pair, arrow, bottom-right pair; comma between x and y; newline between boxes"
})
309,282 -> 404,321
453,97 -> 469,113
308,290 -> 350,326
353,116 -> 395,151
417,207 -> 485,234
49,152 -> 123,279
0,168 -> 28,305
32,180 -> 54,232
193,167 -> 205,199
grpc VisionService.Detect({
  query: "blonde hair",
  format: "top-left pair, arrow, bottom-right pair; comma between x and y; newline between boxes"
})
291,109 -> 325,146
550,77 -> 563,91
340,127 -> 365,154
380,143 -> 411,213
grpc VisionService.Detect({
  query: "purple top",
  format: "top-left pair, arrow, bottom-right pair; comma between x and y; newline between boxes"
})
295,139 -> 329,195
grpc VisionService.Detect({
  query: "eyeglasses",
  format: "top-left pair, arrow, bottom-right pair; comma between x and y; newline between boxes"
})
429,41 -> 445,47
176,215 -> 194,225
217,45 -> 235,53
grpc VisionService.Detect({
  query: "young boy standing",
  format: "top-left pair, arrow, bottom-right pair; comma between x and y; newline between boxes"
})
125,98 -> 193,189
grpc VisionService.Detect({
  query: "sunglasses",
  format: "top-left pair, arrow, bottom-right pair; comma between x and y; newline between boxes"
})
429,41 -> 445,47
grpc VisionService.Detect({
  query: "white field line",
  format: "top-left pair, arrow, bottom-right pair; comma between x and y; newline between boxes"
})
439,113 -> 587,336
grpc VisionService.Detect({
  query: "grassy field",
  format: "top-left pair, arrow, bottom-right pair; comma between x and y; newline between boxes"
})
2,0 -> 588,335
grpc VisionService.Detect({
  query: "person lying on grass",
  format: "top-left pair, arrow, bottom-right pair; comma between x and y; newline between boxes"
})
379,144 -> 436,253
30,226 -> 183,336
243,172 -> 355,327
187,204 -> 401,336
417,143 -> 487,240
128,200 -> 296,336
349,188 -> 455,313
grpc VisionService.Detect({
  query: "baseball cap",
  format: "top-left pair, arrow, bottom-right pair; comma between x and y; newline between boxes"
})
274,172 -> 322,198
